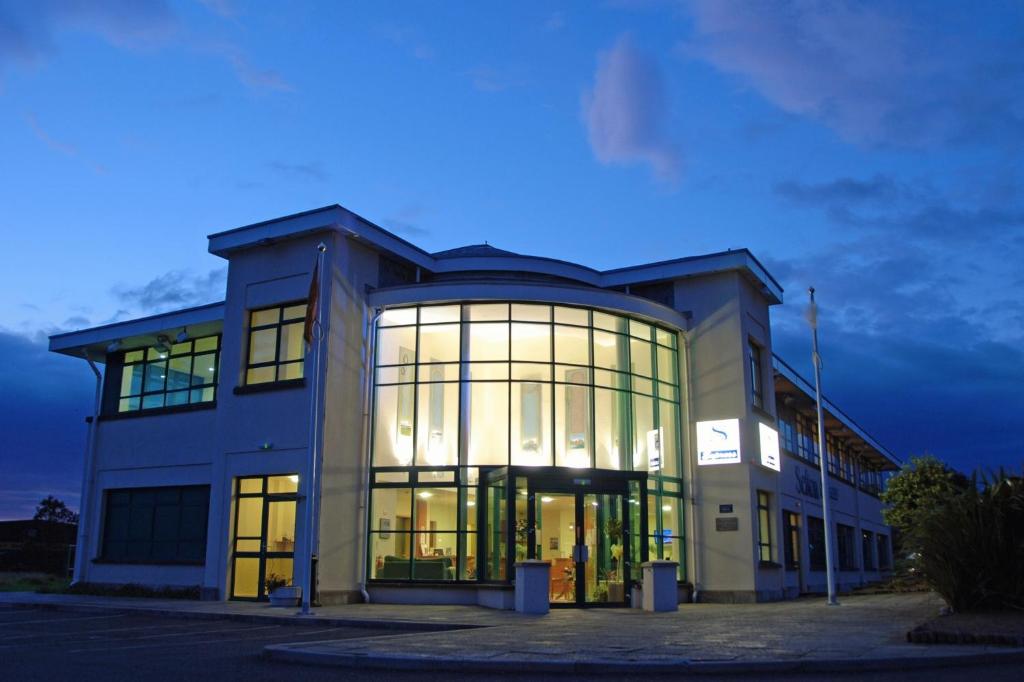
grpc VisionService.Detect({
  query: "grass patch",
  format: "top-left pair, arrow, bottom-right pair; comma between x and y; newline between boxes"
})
0,571 -> 70,593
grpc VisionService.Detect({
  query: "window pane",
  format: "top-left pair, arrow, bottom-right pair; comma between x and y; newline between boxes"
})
278,322 -> 304,362
119,397 -> 140,412
194,336 -> 218,353
656,328 -> 676,348
170,341 -> 192,356
380,307 -> 416,327
267,475 -> 299,494
420,305 -> 460,324
371,532 -> 411,579
554,306 -> 588,326
282,304 -> 306,321
121,364 -> 144,397
378,326 -> 416,366
511,382 -> 551,466
468,322 -> 508,361
249,328 -> 277,365
166,356 -> 192,391
555,383 -> 591,468
657,400 -> 679,477
657,345 -> 677,384
165,390 -> 189,407
251,308 -> 279,327
593,331 -> 628,372
247,366 -> 275,384
417,363 -> 458,382
594,368 -> 629,390
467,381 -> 509,465
629,319 -> 652,340
463,362 -> 508,380
192,353 -> 217,386
593,311 -> 626,333
511,304 -> 550,322
266,501 -> 296,553
658,382 -> 677,401
142,394 -> 165,410
632,394 -> 654,471
239,478 -> 263,494
373,384 -> 415,466
412,534 -> 457,579
416,382 -> 458,466
466,303 -> 508,321
511,363 -> 551,381
144,361 -> 167,392
418,324 -> 459,363
630,338 -> 652,377
510,323 -> 551,362
235,498 -> 263,537
124,350 -> 144,363
554,325 -> 589,365
555,365 -> 590,384
595,388 -> 630,470
414,488 -> 458,531
373,487 -> 413,528
233,557 -> 261,597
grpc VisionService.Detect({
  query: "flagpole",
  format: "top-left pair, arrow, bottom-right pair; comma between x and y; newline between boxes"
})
300,243 -> 327,616
808,287 -> 839,606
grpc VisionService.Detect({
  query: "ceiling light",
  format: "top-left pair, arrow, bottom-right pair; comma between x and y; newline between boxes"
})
106,339 -> 121,353
289,475 -> 299,483
466,500 -> 476,507
662,504 -> 672,511
541,496 -> 553,503
418,491 -> 433,499
176,328 -> 189,343
154,334 -> 171,354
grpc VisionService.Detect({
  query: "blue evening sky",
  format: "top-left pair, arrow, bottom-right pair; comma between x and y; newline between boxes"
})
1,1 -> 1021,517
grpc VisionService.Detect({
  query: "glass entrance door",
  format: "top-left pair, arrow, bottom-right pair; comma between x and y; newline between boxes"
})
230,475 -> 298,600
532,489 -> 629,606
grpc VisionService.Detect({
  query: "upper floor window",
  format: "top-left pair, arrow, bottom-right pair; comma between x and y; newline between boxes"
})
246,303 -> 307,385
118,336 -> 220,412
749,341 -> 764,409
756,490 -> 773,563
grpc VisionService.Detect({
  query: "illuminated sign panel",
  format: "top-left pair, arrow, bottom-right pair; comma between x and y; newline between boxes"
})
759,423 -> 781,472
696,419 -> 741,465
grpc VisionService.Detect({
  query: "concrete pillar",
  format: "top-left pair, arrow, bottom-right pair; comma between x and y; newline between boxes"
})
514,560 -> 551,615
642,560 -> 679,612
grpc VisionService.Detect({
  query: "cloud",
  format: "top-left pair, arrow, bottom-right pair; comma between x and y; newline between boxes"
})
582,35 -> 682,183
685,0 -> 1024,148
112,268 -> 226,314
382,204 -> 430,238
775,175 -> 903,205
269,160 -> 329,182
25,112 -> 108,173
0,0 -> 177,66
222,49 -> 293,92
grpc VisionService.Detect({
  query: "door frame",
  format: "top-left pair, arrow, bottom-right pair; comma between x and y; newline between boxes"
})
229,475 -> 299,601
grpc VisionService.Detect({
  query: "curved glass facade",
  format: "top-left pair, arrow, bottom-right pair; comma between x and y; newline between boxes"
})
368,302 -> 686,585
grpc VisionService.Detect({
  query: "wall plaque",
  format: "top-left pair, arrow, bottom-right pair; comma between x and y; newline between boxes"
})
715,517 -> 739,532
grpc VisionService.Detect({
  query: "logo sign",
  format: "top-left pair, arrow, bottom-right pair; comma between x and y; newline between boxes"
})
758,423 -> 781,472
696,419 -> 741,465
647,427 -> 663,472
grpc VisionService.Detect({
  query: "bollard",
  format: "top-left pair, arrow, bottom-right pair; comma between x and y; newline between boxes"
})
514,560 -> 552,615
641,560 -> 679,612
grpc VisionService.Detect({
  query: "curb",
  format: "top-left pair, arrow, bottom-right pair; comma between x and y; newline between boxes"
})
262,645 -> 1024,675
907,625 -> 1024,647
0,599 -> 477,633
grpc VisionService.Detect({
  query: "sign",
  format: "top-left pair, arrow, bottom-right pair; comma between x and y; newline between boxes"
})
647,427 -> 663,472
758,423 -> 781,472
662,529 -> 673,545
715,517 -> 739,532
696,419 -> 741,465
719,504 -> 733,514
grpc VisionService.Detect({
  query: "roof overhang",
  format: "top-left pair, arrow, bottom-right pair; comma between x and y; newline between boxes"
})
48,302 -> 225,360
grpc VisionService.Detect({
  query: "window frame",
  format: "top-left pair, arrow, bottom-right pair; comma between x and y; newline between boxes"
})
756,490 -> 773,564
245,302 -> 308,386
749,339 -> 764,409
116,335 -> 221,413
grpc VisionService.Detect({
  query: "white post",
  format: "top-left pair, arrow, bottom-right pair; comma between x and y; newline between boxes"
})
300,244 -> 327,615
808,287 -> 839,606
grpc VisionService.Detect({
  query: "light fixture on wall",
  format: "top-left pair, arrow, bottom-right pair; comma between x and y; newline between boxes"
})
106,339 -> 121,353
154,334 -> 171,355
176,327 -> 189,343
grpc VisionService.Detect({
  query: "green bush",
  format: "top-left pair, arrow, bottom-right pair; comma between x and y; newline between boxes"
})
911,470 -> 1024,612
62,582 -> 200,600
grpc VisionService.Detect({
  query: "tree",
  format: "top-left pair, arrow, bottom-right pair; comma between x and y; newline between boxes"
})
881,455 -> 968,549
33,496 -> 79,524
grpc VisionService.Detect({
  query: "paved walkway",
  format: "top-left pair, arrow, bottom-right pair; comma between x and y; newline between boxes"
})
3,591 -> 1023,673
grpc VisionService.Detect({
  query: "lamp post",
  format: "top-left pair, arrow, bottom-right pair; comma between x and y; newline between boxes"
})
807,287 -> 839,606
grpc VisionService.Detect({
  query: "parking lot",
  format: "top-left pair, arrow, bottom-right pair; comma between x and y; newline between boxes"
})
1,607 -> 402,682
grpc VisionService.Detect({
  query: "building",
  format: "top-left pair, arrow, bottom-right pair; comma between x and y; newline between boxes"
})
49,203 -> 897,606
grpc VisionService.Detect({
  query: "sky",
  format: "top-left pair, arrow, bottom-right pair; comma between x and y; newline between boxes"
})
0,0 -> 1022,519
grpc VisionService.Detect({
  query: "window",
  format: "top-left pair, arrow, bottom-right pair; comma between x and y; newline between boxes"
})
118,336 -> 220,412
756,490 -> 772,562
749,341 -> 764,409
779,418 -> 797,454
101,485 -> 210,563
807,516 -> 826,570
246,303 -> 307,384
877,534 -> 891,569
862,530 -> 875,570
836,523 -> 857,570
783,511 -> 800,570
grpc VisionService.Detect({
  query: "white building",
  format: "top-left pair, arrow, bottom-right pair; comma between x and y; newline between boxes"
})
49,203 -> 897,606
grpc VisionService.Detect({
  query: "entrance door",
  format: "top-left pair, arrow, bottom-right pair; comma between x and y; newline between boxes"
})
533,489 -> 629,606
230,475 -> 298,600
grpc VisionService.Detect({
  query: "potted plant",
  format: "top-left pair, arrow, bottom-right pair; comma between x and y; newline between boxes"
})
265,573 -> 301,607
605,518 -> 625,602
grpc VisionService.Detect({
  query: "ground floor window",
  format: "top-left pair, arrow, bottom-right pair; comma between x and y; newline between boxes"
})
230,474 -> 299,600
783,511 -> 800,570
648,477 -> 685,580
756,490 -> 772,563
862,530 -> 875,570
807,516 -> 826,571
877,533 -> 891,569
836,523 -> 857,570
101,485 -> 209,564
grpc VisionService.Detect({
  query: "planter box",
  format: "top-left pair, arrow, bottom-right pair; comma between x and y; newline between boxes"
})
268,585 -> 301,607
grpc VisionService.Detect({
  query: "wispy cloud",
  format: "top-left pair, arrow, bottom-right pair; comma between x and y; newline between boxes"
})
582,35 -> 681,184
221,48 -> 293,92
684,0 -> 1024,148
25,112 -> 107,173
382,204 -> 430,238
112,268 -> 226,314
269,160 -> 329,182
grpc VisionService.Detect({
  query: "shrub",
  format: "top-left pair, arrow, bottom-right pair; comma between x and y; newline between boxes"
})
911,470 -> 1024,612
